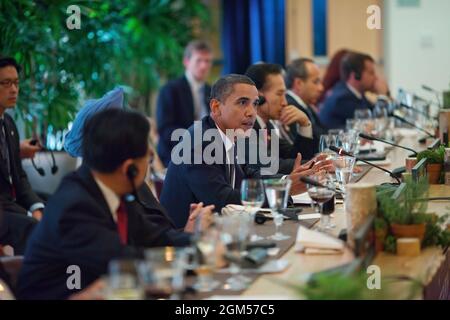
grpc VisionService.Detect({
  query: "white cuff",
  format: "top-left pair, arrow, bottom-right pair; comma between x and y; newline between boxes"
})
29,202 -> 45,213
296,123 -> 313,139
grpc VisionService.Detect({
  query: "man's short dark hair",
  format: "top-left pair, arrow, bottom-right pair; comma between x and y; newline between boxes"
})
285,58 -> 315,89
340,52 -> 374,81
184,40 -> 212,59
0,57 -> 22,73
82,108 -> 150,173
244,63 -> 284,90
210,74 -> 255,102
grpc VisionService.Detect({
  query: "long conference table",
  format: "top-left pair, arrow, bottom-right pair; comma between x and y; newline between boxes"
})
202,132 -> 450,300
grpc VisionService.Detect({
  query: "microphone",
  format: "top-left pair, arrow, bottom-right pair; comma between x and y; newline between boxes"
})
358,133 -> 418,156
397,102 -> 431,119
392,113 -> 435,138
422,84 -> 442,109
422,85 -> 440,94
329,146 -> 401,185
299,176 -> 345,195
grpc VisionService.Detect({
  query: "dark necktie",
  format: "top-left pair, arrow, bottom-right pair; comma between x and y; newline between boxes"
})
116,200 -> 128,245
227,147 -> 235,188
0,118 -> 11,182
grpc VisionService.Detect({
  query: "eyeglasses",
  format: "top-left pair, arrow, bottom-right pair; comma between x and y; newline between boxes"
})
0,80 -> 20,88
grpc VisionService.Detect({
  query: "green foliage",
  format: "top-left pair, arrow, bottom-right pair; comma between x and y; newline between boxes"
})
417,145 -> 446,164
294,271 -> 421,300
0,0 -> 210,143
378,176 -> 450,250
422,213 -> 450,248
384,235 -> 397,253
378,176 -> 429,225
297,272 -> 373,300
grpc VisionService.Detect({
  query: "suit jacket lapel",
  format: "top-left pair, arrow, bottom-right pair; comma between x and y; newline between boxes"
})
76,164 -> 117,226
203,84 -> 211,115
181,76 -> 195,123
1,117 -> 15,185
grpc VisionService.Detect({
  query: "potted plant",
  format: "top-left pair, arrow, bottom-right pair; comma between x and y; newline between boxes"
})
417,146 -> 445,184
378,176 -> 429,243
374,217 -> 388,253
377,176 -> 450,253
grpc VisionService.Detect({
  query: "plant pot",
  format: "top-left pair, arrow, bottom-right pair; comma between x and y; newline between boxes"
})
390,223 -> 426,242
375,229 -> 387,253
427,163 -> 442,184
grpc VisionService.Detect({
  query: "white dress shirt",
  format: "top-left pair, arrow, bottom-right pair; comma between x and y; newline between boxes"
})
93,176 -> 120,223
185,71 -> 208,121
214,123 -> 236,188
286,90 -> 313,139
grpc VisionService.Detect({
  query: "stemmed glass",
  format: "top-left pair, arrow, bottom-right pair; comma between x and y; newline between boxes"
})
140,247 -> 188,299
331,155 -> 356,194
192,227 -> 221,292
107,259 -> 144,300
263,179 -> 292,241
217,214 -> 252,291
241,179 -> 265,242
306,175 -> 336,231
319,134 -> 335,159
373,100 -> 389,139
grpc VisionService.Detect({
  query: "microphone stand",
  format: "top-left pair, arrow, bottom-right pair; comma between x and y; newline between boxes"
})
329,146 -> 401,185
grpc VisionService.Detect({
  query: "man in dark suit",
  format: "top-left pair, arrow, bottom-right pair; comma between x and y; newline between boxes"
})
160,74 -> 323,229
0,57 -> 43,255
17,109 -> 204,300
285,58 -> 328,159
156,40 -> 213,167
245,63 -> 319,165
319,52 -> 383,129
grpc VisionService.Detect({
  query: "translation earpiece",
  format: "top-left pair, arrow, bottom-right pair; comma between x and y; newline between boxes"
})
258,96 -> 266,106
126,164 -> 138,179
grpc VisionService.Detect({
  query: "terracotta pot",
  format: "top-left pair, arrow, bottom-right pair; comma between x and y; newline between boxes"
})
375,229 -> 387,253
390,223 -> 426,242
427,163 -> 442,184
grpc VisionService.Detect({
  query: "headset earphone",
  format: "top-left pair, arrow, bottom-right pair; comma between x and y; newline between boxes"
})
125,163 -> 152,209
354,70 -> 362,81
30,139 -> 58,177
257,95 -> 266,106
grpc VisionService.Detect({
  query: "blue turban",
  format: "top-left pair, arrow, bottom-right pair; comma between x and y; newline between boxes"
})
64,87 -> 124,157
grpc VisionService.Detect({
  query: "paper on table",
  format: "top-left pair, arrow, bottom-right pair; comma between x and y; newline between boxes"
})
395,128 -> 419,138
295,225 -> 344,254
357,158 -> 392,166
298,213 -> 321,220
222,204 -> 272,215
360,140 -> 386,153
217,259 -> 290,274
292,192 -> 313,205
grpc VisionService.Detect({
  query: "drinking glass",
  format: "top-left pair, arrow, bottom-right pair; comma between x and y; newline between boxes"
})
306,175 -> 336,231
319,134 -> 334,159
217,214 -> 252,291
354,109 -> 372,120
106,259 -> 144,300
241,179 -> 265,241
193,228 -> 221,292
140,247 -> 188,299
331,155 -> 356,194
263,179 -> 292,241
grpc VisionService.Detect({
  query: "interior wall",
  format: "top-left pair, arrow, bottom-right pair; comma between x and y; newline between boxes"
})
384,0 -> 450,98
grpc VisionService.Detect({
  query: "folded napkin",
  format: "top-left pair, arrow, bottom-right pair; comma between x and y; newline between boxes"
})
295,226 -> 344,255
221,204 -> 271,216
292,192 -> 313,205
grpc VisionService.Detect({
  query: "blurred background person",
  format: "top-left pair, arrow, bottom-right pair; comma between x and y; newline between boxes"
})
156,40 -> 213,167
